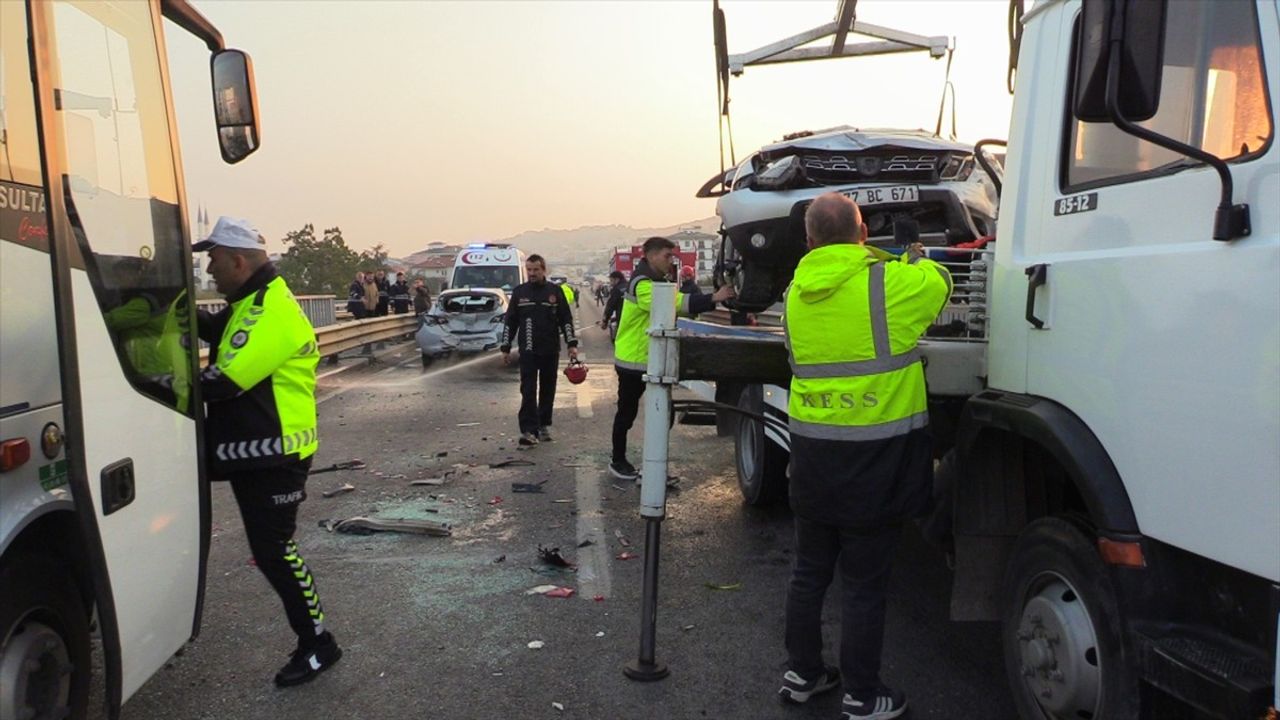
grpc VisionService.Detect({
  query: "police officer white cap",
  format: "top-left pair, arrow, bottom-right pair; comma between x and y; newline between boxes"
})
193,216 -> 266,252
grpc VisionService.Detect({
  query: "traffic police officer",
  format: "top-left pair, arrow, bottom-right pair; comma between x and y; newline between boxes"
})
195,217 -> 342,687
776,194 -> 950,719
609,237 -> 733,480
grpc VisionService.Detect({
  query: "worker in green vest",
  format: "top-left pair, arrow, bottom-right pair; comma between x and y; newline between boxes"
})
609,236 -> 734,480
195,217 -> 341,688
777,194 -> 950,719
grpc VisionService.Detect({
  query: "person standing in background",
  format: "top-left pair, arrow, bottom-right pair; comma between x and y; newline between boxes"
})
374,270 -> 390,316
390,272 -> 411,314
361,272 -> 378,317
346,271 -> 366,319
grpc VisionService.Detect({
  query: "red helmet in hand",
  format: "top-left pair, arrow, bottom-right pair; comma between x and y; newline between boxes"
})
563,358 -> 588,385
680,265 -> 695,280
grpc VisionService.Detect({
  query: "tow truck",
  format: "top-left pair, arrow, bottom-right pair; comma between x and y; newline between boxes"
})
1,2 -> 261,718
678,1 -> 1280,717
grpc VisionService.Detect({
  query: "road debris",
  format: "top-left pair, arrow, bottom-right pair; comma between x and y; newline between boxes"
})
511,480 -> 547,494
457,422 -> 481,427
552,702 -> 565,711
491,459 -> 536,469
615,529 -> 632,547
593,594 -> 605,602
320,516 -> 451,537
705,582 -> 743,591
525,585 -> 561,595
552,499 -> 573,504
493,555 -> 507,564
544,587 -> 576,598
410,478 -> 446,486
595,631 -> 605,637
538,545 -> 574,568
488,496 -> 503,506
310,459 -> 366,475
321,483 -> 356,498
682,624 -> 696,632
576,539 -> 594,548
616,551 -> 639,561
609,484 -> 627,492
527,641 -> 545,650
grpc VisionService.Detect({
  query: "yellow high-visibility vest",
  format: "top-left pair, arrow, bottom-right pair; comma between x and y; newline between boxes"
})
784,243 -> 951,440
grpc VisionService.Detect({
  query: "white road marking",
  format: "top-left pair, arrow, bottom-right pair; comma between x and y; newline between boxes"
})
574,461 -> 612,601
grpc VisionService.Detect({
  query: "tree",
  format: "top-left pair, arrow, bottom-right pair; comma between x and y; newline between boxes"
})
275,224 -> 363,296
359,242 -> 389,271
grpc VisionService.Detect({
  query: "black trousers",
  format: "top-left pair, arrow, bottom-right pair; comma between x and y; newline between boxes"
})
227,459 -> 327,646
785,515 -> 901,700
518,352 -> 559,434
611,368 -> 645,462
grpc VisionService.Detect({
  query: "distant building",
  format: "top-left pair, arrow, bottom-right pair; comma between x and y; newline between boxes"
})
668,227 -> 719,281
192,205 -> 214,291
409,255 -> 453,294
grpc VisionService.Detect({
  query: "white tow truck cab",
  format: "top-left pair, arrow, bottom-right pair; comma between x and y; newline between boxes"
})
1,2 -> 260,718
698,1 -> 1279,717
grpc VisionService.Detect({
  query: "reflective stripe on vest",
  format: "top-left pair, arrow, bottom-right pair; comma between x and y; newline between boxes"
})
785,248 -> 944,441
785,264 -> 922,379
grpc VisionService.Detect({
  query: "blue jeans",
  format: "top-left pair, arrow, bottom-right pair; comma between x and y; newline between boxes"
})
785,515 -> 902,699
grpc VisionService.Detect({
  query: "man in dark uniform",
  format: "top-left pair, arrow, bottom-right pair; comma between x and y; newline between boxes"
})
390,271 -> 411,314
499,254 -> 578,446
195,216 -> 342,687
346,271 -> 366,319
599,270 -> 626,339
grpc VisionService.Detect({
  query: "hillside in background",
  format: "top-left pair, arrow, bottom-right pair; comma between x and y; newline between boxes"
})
494,216 -> 719,261
398,216 -> 720,268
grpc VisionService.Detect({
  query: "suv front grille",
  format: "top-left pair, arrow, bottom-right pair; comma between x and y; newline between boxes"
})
789,150 -> 946,185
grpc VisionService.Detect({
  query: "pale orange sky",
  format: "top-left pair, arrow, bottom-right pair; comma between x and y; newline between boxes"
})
166,1 -> 1014,256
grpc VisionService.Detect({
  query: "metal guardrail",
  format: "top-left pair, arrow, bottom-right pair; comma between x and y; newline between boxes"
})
196,294 -> 337,329
314,315 -> 418,357
199,315 -> 417,363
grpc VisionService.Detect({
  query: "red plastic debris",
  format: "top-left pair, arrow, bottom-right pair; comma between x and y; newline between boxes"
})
593,595 -> 605,602
488,496 -> 503,506
544,587 -> 576,599
616,552 -> 639,561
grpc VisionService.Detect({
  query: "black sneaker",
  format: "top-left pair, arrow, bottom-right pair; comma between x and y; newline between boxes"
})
778,665 -> 840,704
608,459 -> 639,481
841,687 -> 907,720
518,432 -> 539,446
538,428 -> 553,442
275,632 -> 342,687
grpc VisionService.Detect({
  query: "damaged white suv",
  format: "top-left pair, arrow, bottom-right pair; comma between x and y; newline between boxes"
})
709,127 -> 1003,311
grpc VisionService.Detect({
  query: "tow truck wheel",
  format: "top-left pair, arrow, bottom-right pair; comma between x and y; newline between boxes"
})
1001,517 -> 1137,720
734,384 -> 788,506
0,555 -> 91,720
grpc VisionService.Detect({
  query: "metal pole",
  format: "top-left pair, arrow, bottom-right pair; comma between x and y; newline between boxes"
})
624,282 -> 677,682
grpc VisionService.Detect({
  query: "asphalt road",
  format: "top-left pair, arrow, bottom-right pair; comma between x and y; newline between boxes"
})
110,298 -> 1017,720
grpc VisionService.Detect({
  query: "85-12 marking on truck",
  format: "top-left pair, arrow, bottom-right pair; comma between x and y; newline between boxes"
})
1055,192 -> 1098,216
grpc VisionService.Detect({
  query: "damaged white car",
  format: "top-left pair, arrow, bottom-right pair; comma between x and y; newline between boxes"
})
415,288 -> 508,366
708,127 -> 1003,311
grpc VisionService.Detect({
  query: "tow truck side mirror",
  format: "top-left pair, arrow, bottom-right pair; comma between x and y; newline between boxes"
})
211,49 -> 261,164
1072,0 -> 1167,123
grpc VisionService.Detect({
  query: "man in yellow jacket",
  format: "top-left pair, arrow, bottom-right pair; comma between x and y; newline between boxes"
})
777,194 -> 950,719
610,236 -> 734,479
